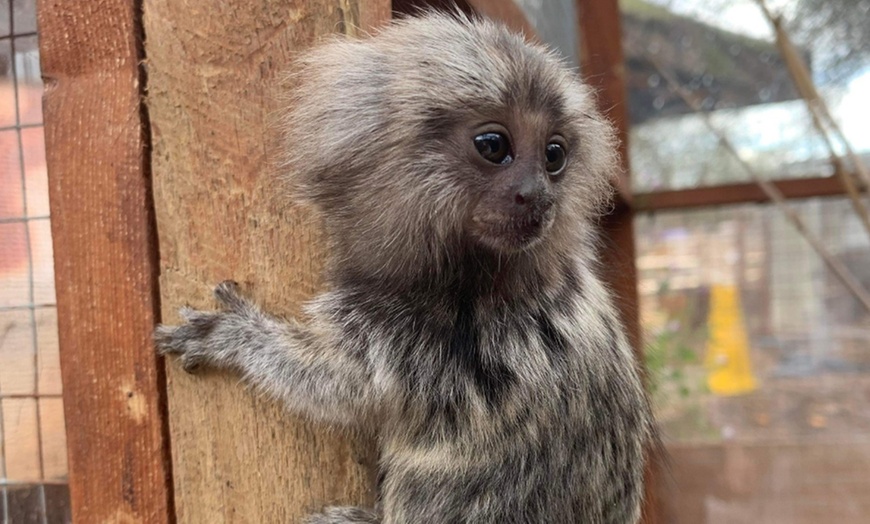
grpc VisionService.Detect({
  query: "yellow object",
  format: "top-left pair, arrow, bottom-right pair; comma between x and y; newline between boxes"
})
704,284 -> 757,396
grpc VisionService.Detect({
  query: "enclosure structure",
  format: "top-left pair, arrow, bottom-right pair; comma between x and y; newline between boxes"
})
12,0 -> 867,522
0,0 -> 69,521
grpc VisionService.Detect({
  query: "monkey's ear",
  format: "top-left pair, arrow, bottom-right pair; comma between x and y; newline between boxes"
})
274,40 -> 393,207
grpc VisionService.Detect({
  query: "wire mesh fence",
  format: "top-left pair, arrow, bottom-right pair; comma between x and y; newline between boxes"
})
623,1 -> 870,520
636,198 -> 870,522
0,1 -> 70,522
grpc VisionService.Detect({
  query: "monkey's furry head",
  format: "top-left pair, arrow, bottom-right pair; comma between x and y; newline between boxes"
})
280,13 -> 618,282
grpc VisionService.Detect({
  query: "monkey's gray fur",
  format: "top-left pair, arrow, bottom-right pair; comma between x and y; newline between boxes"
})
156,12 -> 653,524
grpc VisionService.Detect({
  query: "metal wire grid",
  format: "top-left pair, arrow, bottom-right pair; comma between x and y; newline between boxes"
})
0,1 -> 69,522
635,199 -> 870,521
636,198 -> 870,436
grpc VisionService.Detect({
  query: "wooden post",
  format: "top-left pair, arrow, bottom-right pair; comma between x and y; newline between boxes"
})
576,1 -> 659,522
39,0 -> 174,521
575,0 -> 640,379
144,1 -> 389,521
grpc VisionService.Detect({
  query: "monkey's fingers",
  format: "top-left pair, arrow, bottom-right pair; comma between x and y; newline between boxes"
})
153,324 -> 210,374
179,354 -> 206,374
179,306 -> 218,324
154,323 -> 193,355
214,280 -> 251,313
154,324 -> 182,355
154,311 -> 217,353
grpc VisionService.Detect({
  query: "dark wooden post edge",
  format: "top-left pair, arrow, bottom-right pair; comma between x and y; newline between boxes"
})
575,1 -> 661,523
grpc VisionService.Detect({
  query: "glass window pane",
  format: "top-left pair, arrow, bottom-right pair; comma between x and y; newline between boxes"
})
0,222 -> 30,308
36,307 -> 61,396
638,198 -> 870,521
0,2 -> 70,519
3,397 -> 41,482
39,397 -> 67,481
16,35 -> 42,125
621,0 -> 870,192
0,130 -> 23,218
30,218 -> 56,305
22,125 -> 47,217
0,309 -> 35,395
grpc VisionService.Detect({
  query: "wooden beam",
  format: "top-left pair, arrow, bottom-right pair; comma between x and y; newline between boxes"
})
634,175 -> 852,211
144,1 -> 390,521
576,0 -> 633,207
576,1 -> 661,522
576,0 -> 639,349
38,0 -> 174,521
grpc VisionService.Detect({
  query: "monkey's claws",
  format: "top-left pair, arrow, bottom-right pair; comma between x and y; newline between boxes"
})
213,280 -> 251,313
154,281 -> 258,374
154,309 -> 223,374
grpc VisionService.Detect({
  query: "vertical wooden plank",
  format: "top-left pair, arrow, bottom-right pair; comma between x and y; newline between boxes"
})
576,1 -> 659,523
576,0 -> 639,368
144,1 -> 390,521
37,0 -> 174,521
576,0 -> 632,204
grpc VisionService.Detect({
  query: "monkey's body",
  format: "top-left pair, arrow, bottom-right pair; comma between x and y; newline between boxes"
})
331,255 -> 645,522
157,13 -> 652,524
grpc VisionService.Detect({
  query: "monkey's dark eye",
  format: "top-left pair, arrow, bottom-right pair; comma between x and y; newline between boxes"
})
474,133 -> 513,165
545,142 -> 567,175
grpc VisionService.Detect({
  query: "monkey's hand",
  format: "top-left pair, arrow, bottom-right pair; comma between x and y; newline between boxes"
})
154,280 -> 260,373
155,281 -> 376,426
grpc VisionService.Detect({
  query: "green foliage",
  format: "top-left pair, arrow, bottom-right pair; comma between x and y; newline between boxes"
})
645,326 -> 701,395
644,287 -> 716,438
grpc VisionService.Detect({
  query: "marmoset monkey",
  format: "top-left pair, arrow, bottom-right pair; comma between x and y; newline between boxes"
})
156,12 -> 653,524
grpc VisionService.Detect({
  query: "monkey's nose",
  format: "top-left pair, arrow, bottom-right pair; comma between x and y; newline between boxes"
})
513,178 -> 541,204
512,177 -> 551,213
513,192 -> 530,206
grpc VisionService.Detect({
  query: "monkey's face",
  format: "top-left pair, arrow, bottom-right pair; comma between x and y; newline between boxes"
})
282,14 -> 618,275
374,17 -> 618,260
411,52 -> 609,258
461,120 -> 567,253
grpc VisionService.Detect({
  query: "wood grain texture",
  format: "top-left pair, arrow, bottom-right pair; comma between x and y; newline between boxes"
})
576,0 -> 631,202
634,175 -> 852,211
38,0 -> 174,522
144,1 -> 389,522
575,0 -> 640,362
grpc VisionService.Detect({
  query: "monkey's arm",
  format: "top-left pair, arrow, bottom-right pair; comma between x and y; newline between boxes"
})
154,281 -> 375,426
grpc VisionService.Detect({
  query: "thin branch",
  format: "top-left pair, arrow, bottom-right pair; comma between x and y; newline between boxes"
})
641,52 -> 870,313
754,0 -> 870,241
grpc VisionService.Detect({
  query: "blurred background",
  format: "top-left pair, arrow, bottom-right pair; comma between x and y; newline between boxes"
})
1,0 -> 868,522
616,0 -> 869,521
620,0 -> 870,521
0,0 -> 70,522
